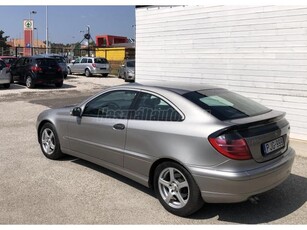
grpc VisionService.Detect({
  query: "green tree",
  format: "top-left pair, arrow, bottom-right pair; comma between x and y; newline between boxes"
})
0,30 -> 11,48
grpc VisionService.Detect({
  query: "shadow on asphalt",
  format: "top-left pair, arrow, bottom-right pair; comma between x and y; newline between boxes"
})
60,155 -> 306,223
64,156 -> 155,198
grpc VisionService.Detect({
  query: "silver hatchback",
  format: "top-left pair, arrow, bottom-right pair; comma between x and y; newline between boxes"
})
0,60 -> 11,89
36,83 -> 295,216
68,57 -> 110,77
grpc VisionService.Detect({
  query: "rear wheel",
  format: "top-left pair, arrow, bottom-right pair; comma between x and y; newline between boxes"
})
26,76 -> 35,88
3,83 -> 10,89
154,162 -> 204,217
85,69 -> 91,77
102,73 -> 108,77
55,81 -> 63,88
39,123 -> 64,160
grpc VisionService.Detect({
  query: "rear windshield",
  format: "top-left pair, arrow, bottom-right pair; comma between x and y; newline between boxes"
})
36,58 -> 58,67
182,89 -> 271,120
50,56 -> 65,63
127,61 -> 135,67
2,58 -> 16,64
94,58 -> 108,64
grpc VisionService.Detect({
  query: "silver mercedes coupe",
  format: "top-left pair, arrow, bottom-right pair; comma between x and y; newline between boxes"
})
36,83 -> 295,216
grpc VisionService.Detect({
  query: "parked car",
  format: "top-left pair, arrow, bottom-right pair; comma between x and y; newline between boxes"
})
34,54 -> 68,79
10,56 -> 64,88
36,83 -> 295,217
0,56 -> 17,68
118,59 -> 135,82
67,57 -> 110,77
0,59 -> 11,89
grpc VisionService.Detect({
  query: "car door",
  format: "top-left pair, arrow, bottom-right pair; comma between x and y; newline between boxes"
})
71,57 -> 81,73
124,92 -> 184,176
10,57 -> 25,82
67,90 -> 138,167
80,58 -> 88,73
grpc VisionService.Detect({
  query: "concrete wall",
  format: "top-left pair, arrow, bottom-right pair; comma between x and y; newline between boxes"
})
136,5 -> 307,140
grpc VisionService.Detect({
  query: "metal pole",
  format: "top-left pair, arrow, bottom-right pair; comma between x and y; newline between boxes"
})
46,6 -> 48,54
87,25 -> 90,57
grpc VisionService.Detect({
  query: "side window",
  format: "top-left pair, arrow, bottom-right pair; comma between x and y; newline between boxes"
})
15,58 -> 25,67
87,59 -> 93,63
81,58 -> 87,63
133,93 -> 182,121
0,60 -> 6,69
74,57 -> 81,63
83,90 -> 137,119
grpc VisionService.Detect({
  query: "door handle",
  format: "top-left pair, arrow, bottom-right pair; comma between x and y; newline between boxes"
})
113,123 -> 125,130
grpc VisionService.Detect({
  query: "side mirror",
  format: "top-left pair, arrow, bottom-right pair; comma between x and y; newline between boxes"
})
71,60 -> 76,64
71,107 -> 82,117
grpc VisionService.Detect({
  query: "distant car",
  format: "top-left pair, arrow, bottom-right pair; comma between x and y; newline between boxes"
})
118,59 -> 135,82
0,59 -> 11,89
67,57 -> 110,77
36,83 -> 295,217
10,56 -> 64,88
34,54 -> 68,79
0,56 -> 17,68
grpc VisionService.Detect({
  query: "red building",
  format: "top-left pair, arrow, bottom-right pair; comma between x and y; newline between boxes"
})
96,35 -> 128,47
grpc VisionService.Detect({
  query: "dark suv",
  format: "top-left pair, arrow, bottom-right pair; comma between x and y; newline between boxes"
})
10,56 -> 64,88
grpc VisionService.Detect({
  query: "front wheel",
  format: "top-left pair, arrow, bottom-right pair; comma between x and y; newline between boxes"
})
67,67 -> 72,75
39,123 -> 64,160
154,162 -> 204,217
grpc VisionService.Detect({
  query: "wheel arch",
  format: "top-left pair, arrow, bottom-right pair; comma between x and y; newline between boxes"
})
37,119 -> 55,143
148,158 -> 192,189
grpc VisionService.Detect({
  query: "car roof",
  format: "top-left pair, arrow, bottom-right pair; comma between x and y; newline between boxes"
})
0,56 -> 17,59
115,82 -> 222,95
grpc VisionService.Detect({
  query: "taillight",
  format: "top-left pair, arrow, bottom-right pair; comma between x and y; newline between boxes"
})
92,63 -> 96,68
31,66 -> 42,72
209,132 -> 252,160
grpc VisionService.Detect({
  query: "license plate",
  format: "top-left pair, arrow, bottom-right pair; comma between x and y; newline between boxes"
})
263,137 -> 285,155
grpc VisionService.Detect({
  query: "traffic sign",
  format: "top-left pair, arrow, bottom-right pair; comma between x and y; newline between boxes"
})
24,20 -> 33,30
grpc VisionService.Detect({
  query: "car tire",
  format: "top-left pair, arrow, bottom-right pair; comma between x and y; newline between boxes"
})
154,161 -> 204,217
55,81 -> 63,88
67,67 -> 72,75
26,76 -> 35,88
3,83 -> 10,89
85,69 -> 91,77
39,123 -> 64,160
102,73 -> 108,77
64,74 -> 68,79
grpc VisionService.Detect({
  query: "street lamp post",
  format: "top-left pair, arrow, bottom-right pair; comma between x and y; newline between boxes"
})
34,28 -> 38,53
29,10 -> 37,55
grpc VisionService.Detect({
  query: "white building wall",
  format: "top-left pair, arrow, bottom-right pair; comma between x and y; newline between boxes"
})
136,5 -> 307,140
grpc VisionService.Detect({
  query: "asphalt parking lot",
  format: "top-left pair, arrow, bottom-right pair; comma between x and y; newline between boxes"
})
0,75 -> 306,224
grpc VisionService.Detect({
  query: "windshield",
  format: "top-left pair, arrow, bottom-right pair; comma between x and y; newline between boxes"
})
182,89 -> 271,120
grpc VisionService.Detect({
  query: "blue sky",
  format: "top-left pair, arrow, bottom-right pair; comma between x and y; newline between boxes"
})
0,5 -> 136,44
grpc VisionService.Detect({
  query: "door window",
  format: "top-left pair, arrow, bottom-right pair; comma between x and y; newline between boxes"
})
83,90 -> 138,119
132,93 -> 182,121
81,58 -> 88,63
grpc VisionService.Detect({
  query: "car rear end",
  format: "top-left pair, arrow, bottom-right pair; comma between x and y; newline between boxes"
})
31,58 -> 63,85
91,58 -> 110,75
50,56 -> 68,78
182,88 -> 295,203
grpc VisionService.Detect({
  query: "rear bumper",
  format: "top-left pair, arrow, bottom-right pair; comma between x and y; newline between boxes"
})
190,147 -> 295,203
0,78 -> 10,84
92,68 -> 109,74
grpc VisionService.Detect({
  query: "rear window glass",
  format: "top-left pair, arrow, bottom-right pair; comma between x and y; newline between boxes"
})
127,61 -> 135,67
94,58 -> 108,64
182,89 -> 271,120
50,56 -> 65,63
36,58 -> 58,67
2,58 -> 16,64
